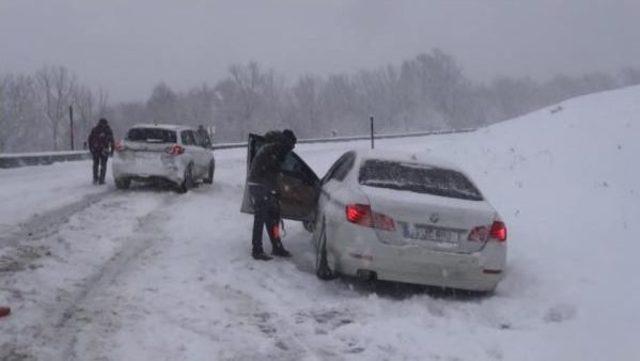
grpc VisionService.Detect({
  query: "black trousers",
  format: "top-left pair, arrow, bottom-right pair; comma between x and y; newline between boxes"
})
249,185 -> 282,253
92,152 -> 109,183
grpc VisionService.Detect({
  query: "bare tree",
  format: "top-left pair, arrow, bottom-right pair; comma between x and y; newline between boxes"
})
353,66 -> 404,132
183,84 -> 215,127
1,74 -> 45,152
73,85 -> 95,147
147,82 -> 178,124
292,75 -> 321,136
36,66 -> 77,150
229,62 -> 262,135
96,88 -> 109,117
212,62 -> 280,140
319,74 -> 359,135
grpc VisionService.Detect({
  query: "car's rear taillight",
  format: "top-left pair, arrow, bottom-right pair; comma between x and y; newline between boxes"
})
345,204 -> 395,231
115,140 -> 126,152
346,204 -> 370,224
165,144 -> 185,156
490,221 -> 507,242
468,221 -> 507,243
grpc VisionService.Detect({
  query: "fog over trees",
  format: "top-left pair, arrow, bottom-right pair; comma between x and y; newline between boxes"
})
1,49 -> 639,153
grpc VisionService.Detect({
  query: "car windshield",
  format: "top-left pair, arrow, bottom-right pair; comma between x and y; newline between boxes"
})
127,128 -> 177,143
359,159 -> 483,201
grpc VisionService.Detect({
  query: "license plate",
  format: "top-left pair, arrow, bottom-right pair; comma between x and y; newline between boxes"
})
134,152 -> 159,160
399,222 -> 457,244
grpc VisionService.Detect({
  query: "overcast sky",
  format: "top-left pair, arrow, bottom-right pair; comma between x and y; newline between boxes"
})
1,0 -> 639,102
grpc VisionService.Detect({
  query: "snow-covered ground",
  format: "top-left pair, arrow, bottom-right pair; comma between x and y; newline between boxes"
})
0,161 -> 110,230
1,85 -> 639,360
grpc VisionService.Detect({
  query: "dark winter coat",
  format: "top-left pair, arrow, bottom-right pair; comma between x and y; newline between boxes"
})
247,141 -> 290,193
88,124 -> 115,156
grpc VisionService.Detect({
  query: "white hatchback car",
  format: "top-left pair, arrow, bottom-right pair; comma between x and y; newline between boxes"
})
112,124 -> 215,192
241,137 -> 506,292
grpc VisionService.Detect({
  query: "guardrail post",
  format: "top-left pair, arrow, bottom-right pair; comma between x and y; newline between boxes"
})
370,115 -> 375,149
69,105 -> 75,151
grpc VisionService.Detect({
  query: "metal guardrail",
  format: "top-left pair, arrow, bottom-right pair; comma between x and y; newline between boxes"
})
210,128 -> 476,149
294,128 -> 475,144
0,128 -> 476,169
0,151 -> 91,169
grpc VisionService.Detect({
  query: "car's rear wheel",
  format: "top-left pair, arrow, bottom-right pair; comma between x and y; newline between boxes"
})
203,160 -> 215,184
315,219 -> 337,280
177,164 -> 194,194
115,177 -> 130,190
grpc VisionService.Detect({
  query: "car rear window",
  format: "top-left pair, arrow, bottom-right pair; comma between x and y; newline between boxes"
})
359,159 -> 483,201
127,128 -> 177,143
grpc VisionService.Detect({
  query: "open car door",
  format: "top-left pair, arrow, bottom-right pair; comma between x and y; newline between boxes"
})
240,133 -> 319,222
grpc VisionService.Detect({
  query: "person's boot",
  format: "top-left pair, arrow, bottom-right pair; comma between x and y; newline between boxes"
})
271,241 -> 291,258
252,249 -> 272,261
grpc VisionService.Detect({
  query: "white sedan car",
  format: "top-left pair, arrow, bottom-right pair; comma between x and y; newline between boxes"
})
242,139 -> 506,292
312,150 -> 507,292
112,124 -> 215,192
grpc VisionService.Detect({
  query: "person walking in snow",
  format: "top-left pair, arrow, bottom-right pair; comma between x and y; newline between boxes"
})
88,118 -> 115,185
247,129 -> 297,260
196,125 -> 211,148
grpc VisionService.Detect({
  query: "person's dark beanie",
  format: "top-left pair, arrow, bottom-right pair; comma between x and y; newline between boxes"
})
283,129 -> 296,146
98,118 -> 108,126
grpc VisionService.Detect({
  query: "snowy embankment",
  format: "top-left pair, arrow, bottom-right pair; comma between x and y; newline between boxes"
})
0,161 -> 110,232
1,86 -> 639,360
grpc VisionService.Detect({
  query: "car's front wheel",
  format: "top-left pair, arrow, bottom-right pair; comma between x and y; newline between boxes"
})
115,177 -> 131,190
315,219 -> 337,280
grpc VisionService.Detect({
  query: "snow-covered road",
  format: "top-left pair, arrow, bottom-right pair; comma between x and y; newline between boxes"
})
2,86 -> 640,360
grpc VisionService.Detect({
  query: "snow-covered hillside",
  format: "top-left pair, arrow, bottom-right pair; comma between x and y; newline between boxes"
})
1,86 -> 639,360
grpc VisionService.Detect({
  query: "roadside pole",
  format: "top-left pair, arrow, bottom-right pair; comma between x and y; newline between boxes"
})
370,115 -> 375,149
69,105 -> 75,151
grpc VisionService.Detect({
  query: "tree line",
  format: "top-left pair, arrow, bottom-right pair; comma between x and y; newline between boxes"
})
2,49 -> 640,153
0,66 -> 108,152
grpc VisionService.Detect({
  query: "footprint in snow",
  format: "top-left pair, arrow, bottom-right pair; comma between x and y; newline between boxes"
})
543,304 -> 577,323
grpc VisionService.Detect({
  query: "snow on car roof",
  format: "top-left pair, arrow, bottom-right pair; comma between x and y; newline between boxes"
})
131,124 -> 193,131
355,149 -> 462,171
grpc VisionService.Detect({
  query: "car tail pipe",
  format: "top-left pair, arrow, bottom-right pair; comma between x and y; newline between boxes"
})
356,269 -> 377,281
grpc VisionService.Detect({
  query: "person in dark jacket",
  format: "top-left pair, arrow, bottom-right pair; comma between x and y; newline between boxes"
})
247,129 -> 297,260
196,125 -> 211,148
88,118 -> 115,185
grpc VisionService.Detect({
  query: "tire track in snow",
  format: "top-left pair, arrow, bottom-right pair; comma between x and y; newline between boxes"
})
0,190 -> 123,360
0,190 -> 113,273
55,194 -> 177,361
204,281 -> 334,361
0,190 -> 173,361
